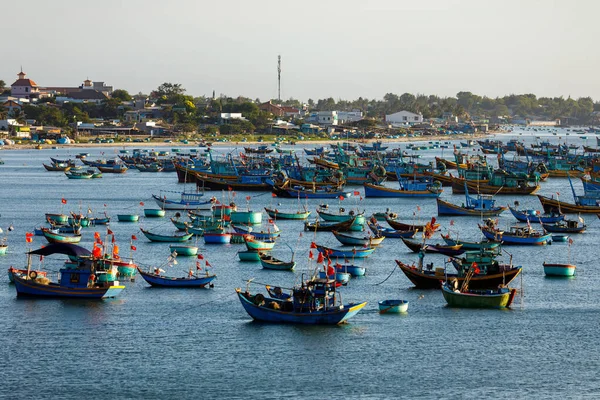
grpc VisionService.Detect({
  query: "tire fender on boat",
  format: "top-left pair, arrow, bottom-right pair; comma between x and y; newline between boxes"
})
29,271 -> 38,280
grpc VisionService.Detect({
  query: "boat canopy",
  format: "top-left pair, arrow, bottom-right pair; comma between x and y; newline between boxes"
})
29,243 -> 92,257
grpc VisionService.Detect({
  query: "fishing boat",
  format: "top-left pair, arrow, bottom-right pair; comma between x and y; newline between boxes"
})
12,243 -> 125,299
334,262 -> 366,277
136,163 -> 163,172
117,214 -> 139,222
0,244 -> 7,255
304,216 -> 363,232
439,234 -> 501,251
385,216 -> 430,232
316,207 -> 365,223
152,191 -> 215,210
450,175 -> 540,195
237,250 -> 262,262
363,181 -> 443,198
137,267 -> 216,288
91,216 -> 111,225
436,183 -> 506,216
318,269 -> 350,285
315,244 -> 375,258
543,262 -> 576,277
7,267 -> 47,283
203,232 -> 232,244
400,237 -> 465,256
396,260 -> 522,289
367,221 -> 416,239
479,219 -> 551,245
441,281 -> 517,309
144,209 -> 166,218
378,299 -> 409,313
264,207 -> 311,220
244,145 -> 274,154
259,253 -> 295,271
46,213 -> 69,225
231,225 -> 281,240
235,278 -> 367,325
42,228 -> 82,244
331,230 -> 385,247
97,164 -> 128,174
508,206 -> 564,223
244,236 -> 276,251
44,163 -> 71,172
537,194 -> 600,214
272,181 -> 352,199
169,244 -> 198,256
140,228 -> 193,242
230,210 -> 263,225
541,219 -> 586,233
552,234 -> 570,242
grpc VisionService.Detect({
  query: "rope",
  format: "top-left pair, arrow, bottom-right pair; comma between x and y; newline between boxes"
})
372,262 -> 398,285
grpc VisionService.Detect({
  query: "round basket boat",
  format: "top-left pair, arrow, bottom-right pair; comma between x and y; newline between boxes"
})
144,209 -> 166,218
117,214 -> 140,222
169,245 -> 198,256
378,299 -> 409,314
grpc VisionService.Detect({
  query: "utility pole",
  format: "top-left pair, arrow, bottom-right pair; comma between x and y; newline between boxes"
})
277,55 -> 281,102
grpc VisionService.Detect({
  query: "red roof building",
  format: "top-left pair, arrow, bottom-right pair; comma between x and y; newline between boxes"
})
11,70 -> 40,99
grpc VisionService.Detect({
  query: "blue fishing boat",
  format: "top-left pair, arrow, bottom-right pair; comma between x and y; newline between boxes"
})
552,234 -> 569,242
378,299 -> 409,313
440,234 -> 501,251
332,230 -> 385,247
169,245 -> 198,256
237,250 -> 262,261
541,219 -> 586,233
235,278 -> 367,325
508,207 -> 564,223
479,219 -> 551,245
334,262 -> 366,277
436,183 -> 506,216
272,181 -> 352,199
203,232 -> 232,244
232,224 -> 281,240
152,191 -> 215,210
12,243 -> 125,299
259,253 -> 295,271
316,206 -> 365,223
137,267 -> 216,288
364,180 -> 443,198
315,244 -> 375,258
367,220 -> 416,238
140,228 -> 193,242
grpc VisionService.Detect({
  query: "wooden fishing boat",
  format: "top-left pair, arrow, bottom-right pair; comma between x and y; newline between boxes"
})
45,213 -> 69,225
315,244 -> 375,258
196,174 -> 272,191
436,197 -> 506,217
12,244 -> 125,299
259,253 -> 295,271
244,236 -> 276,251
441,282 -> 517,308
304,216 -> 362,232
117,214 -> 139,222
7,267 -> 47,283
244,146 -> 274,154
479,220 -> 551,245
543,262 -> 576,277
378,299 -> 409,313
538,194 -> 600,214
90,216 -> 111,225
231,225 -> 281,240
367,221 -> 416,238
152,192 -> 215,210
237,250 -> 262,262
400,237 -> 465,256
385,216 -> 429,232
272,181 -> 352,199
44,163 -> 71,172
332,230 -> 385,247
508,207 -> 564,223
396,260 -> 522,289
440,234 -> 501,251
169,245 -> 198,256
144,209 -> 166,218
140,228 -> 193,242
363,181 -> 442,198
97,164 -> 128,174
203,232 -> 232,244
42,228 -> 82,244
451,176 -> 540,195
541,219 -> 586,233
235,278 -> 367,325
137,267 -> 216,288
264,207 -> 311,220
335,262 -> 366,277
316,207 -> 365,223
136,163 -> 163,172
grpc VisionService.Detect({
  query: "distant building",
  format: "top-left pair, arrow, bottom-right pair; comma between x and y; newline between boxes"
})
56,90 -> 109,104
10,70 -> 40,100
220,113 -> 246,123
337,111 -> 363,124
308,111 -> 338,126
385,110 -> 423,126
259,101 -> 284,116
2,100 -> 22,115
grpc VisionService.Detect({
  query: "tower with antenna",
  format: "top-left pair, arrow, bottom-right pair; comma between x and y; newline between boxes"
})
277,55 -> 281,102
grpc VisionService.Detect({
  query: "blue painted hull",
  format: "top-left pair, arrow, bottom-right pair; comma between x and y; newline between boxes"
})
481,229 -> 551,245
138,269 -> 216,287
203,233 -> 231,244
237,291 -> 367,324
364,183 -> 441,198
509,207 -> 564,223
316,245 -> 375,258
13,275 -> 124,299
437,198 -> 506,216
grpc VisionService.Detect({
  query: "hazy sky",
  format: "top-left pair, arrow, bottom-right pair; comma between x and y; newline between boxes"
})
3,0 -> 600,102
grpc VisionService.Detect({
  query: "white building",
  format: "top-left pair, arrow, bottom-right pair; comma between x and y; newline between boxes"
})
308,111 -> 338,126
385,110 -> 423,126
10,70 -> 40,100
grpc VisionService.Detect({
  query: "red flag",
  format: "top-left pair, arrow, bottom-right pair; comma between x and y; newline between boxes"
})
317,252 -> 324,263
130,245 -> 137,251
139,201 -> 145,206
205,261 -> 212,268
26,236 -> 33,243
353,191 -> 360,196
197,254 -> 204,260
268,219 -> 274,224
568,238 -> 574,245
107,228 -> 114,235
416,206 -> 421,211
339,195 -> 344,201
308,250 -> 314,259
352,248 -> 357,254
556,192 -> 560,196
61,198 -> 67,204
25,232 -> 34,238
196,262 -> 202,270
327,265 -> 335,276
310,242 -> 317,249
474,267 -> 481,274
131,235 -> 138,240
299,232 -> 303,237
245,196 -> 251,201
228,186 -> 233,191
111,236 -> 116,243
94,232 -> 101,240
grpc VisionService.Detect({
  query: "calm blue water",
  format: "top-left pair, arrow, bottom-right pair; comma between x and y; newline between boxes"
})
1,129 -> 599,399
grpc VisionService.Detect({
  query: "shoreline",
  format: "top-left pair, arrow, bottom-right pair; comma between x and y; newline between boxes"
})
0,132 -> 497,151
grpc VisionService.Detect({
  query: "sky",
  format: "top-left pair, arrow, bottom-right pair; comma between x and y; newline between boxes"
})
3,0 -> 600,102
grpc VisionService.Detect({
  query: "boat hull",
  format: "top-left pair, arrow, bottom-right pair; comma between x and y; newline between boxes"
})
543,263 -> 576,277
138,269 -> 216,287
538,195 -> 600,214
169,245 -> 199,256
117,214 -> 139,222
480,228 -> 551,245
436,198 -> 506,216
378,300 -> 409,313
264,208 -> 311,220
140,229 -> 193,242
238,250 -> 261,261
204,233 -> 232,244
13,275 -> 124,298
441,285 -> 516,308
144,209 -> 166,218
364,182 -> 441,198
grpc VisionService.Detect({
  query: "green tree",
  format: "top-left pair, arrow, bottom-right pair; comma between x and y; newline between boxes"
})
111,89 -> 132,101
0,80 -> 6,91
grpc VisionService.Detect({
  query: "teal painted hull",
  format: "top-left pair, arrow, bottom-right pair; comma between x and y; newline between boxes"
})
230,211 -> 262,225
117,214 -> 139,222
543,263 -> 576,277
238,250 -> 261,261
144,209 -> 166,218
264,207 -> 311,220
0,245 -> 7,255
169,245 -> 198,256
